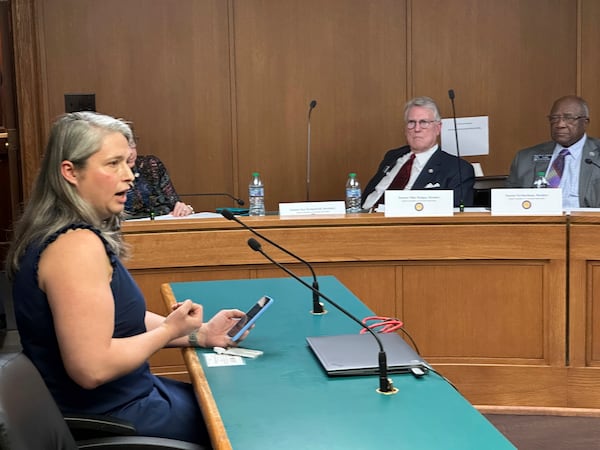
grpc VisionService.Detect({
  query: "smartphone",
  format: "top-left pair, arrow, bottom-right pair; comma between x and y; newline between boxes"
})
227,295 -> 274,342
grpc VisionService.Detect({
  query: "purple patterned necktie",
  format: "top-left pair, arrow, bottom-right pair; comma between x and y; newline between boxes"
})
547,148 -> 570,188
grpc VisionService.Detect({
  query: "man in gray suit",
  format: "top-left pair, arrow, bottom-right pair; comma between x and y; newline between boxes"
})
506,95 -> 600,208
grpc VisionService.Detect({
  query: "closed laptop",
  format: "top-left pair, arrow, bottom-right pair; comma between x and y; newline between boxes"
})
306,333 -> 429,377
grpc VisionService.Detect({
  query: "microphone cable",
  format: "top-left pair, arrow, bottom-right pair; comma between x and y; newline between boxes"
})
360,315 -> 460,392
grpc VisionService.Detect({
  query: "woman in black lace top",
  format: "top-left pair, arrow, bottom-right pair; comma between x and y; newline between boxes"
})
125,136 -> 194,218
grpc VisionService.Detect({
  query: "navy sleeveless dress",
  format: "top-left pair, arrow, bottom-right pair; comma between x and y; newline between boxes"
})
12,224 -> 209,445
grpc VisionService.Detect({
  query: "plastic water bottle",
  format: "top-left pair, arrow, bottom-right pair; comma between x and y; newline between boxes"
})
248,172 -> 265,216
345,173 -> 362,213
533,171 -> 549,188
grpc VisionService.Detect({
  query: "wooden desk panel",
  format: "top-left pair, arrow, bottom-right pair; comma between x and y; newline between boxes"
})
567,214 -> 600,407
123,213 -> 567,406
403,264 -> 545,360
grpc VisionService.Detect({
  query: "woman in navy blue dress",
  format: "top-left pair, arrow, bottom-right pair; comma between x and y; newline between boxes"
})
5,112 -> 246,446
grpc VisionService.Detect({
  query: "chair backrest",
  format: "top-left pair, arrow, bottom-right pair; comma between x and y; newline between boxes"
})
473,175 -> 509,208
0,271 -> 22,354
0,352 -> 77,450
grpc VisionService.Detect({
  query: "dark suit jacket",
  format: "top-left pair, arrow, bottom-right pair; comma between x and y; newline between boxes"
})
505,136 -> 600,207
361,145 -> 475,208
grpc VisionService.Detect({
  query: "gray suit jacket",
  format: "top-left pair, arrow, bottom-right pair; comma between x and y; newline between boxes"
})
506,136 -> 600,207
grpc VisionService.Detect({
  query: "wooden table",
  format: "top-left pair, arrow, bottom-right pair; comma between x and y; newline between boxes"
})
123,212 -> 569,408
161,276 -> 515,450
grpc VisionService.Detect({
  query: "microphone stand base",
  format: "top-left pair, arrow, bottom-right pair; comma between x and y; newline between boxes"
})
376,386 -> 399,396
310,304 -> 328,316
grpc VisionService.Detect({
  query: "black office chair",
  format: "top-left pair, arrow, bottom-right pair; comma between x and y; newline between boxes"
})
0,352 -> 205,449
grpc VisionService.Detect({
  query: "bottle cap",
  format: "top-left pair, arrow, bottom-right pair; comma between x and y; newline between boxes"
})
536,171 -> 545,176
349,172 -> 356,177
252,172 -> 259,176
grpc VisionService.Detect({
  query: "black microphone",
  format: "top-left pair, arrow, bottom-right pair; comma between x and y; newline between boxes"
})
585,158 -> 600,170
179,192 -> 245,206
221,208 -> 325,314
247,237 -> 396,394
148,194 -> 158,220
448,89 -> 465,212
306,100 -> 318,202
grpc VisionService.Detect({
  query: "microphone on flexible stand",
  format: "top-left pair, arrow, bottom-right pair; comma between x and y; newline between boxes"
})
179,192 -> 245,206
247,237 -> 396,394
448,89 -> 465,212
306,100 -> 318,202
585,158 -> 600,170
221,208 -> 325,314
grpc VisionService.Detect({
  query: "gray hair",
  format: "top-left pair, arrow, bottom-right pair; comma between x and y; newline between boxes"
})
5,112 -> 133,279
403,96 -> 442,122
551,95 -> 590,118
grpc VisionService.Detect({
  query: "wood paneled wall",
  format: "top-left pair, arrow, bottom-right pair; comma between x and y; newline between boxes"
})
11,0 -> 600,211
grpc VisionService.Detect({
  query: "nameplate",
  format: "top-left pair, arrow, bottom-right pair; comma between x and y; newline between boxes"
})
491,188 -> 563,216
279,201 -> 346,217
384,190 -> 454,217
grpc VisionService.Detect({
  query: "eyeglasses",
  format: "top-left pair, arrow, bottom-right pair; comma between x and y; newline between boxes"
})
547,115 -> 588,124
406,119 -> 438,129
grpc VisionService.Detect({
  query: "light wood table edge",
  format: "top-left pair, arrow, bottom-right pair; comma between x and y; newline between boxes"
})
476,405 -> 600,417
160,283 -> 232,450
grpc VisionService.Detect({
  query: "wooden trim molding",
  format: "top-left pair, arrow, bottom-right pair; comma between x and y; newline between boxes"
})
11,0 -> 47,199
478,405 -> 600,418
160,283 -> 232,450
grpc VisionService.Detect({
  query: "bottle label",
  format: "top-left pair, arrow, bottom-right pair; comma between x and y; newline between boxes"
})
249,187 -> 264,197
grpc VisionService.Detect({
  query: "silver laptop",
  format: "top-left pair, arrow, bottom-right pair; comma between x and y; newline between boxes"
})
306,333 -> 429,377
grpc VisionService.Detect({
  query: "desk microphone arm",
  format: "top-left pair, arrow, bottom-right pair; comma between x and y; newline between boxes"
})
247,237 -> 395,394
222,209 -> 325,314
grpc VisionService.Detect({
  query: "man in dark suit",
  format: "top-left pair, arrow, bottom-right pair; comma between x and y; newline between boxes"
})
361,96 -> 475,211
506,95 -> 600,208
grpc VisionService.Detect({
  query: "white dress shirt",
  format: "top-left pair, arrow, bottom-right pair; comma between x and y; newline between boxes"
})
363,144 -> 438,210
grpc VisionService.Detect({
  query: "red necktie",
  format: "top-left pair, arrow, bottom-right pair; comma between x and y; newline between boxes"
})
388,153 -> 415,190
372,153 -> 415,209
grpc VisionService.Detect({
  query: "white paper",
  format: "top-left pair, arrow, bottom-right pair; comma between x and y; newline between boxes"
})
441,116 -> 489,156
203,353 -> 246,367
565,207 -> 600,213
471,162 -> 484,177
384,190 -> 454,217
125,212 -> 222,221
279,201 -> 346,217
491,188 -> 563,216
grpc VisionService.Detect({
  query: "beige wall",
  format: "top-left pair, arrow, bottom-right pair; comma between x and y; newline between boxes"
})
12,0 -> 600,211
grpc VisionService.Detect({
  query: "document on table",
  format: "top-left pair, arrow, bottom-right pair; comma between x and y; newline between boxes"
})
126,212 -> 222,221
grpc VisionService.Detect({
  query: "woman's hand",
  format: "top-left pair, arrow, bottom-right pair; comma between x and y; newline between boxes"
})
197,309 -> 247,348
164,300 -> 204,340
171,201 -> 194,216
